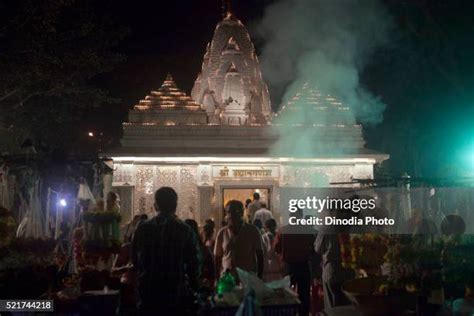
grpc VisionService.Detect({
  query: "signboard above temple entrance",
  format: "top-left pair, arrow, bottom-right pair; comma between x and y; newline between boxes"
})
212,165 -> 279,179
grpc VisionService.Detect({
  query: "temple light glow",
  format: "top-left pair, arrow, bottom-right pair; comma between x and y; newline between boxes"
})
111,156 -> 378,164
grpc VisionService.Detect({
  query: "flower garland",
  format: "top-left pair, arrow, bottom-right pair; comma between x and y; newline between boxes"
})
340,234 -> 388,272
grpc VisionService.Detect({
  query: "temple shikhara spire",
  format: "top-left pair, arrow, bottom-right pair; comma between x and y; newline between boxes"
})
191,4 -> 271,125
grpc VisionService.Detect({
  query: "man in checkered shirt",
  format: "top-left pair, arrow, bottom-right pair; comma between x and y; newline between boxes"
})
132,187 -> 201,315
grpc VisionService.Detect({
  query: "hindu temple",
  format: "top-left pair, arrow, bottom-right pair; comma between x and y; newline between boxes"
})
108,9 -> 388,224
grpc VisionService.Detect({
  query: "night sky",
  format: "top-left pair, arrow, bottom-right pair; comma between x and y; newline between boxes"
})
89,0 -> 474,177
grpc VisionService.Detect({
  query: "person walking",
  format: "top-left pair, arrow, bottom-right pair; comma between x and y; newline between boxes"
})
253,202 -> 273,227
214,200 -> 264,280
262,219 -> 283,282
314,232 -> 354,309
185,219 -> 216,290
247,192 -> 262,222
274,208 -> 316,316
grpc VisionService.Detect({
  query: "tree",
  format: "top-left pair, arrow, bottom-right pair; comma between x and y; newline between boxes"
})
0,0 -> 127,153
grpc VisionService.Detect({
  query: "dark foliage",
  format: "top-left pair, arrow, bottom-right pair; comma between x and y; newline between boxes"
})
0,0 -> 127,153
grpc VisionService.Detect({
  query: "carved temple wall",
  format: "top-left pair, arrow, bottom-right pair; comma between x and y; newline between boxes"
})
112,161 -> 374,224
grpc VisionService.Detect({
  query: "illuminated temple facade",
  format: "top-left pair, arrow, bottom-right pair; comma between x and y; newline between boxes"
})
109,11 -> 388,224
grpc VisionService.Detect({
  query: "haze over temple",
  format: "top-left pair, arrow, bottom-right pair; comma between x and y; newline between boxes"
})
108,8 -> 388,223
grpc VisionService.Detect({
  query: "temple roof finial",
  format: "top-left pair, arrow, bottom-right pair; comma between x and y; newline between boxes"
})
222,0 -> 233,18
161,72 -> 178,89
165,72 -> 174,82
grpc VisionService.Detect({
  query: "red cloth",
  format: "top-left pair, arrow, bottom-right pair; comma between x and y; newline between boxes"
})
311,281 -> 324,314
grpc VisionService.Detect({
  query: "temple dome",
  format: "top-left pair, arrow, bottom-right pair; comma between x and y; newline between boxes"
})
191,12 -> 271,125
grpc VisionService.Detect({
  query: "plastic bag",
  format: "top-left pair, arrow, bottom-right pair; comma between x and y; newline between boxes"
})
237,268 -> 273,300
265,275 -> 291,289
236,268 -> 291,302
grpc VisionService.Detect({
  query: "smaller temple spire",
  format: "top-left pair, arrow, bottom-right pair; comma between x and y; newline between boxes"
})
133,72 -> 202,112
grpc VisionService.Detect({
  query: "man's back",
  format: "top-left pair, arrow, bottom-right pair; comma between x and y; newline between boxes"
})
132,213 -> 200,310
254,208 -> 273,225
274,224 -> 316,264
247,200 -> 262,220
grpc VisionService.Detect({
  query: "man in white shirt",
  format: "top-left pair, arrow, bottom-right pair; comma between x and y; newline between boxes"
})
253,202 -> 273,226
214,200 -> 264,280
247,192 -> 262,221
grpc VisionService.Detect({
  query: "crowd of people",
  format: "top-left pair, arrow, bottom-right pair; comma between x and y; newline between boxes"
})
116,187 -> 351,315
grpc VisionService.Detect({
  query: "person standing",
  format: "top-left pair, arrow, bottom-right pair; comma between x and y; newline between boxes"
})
244,198 -> 252,223
106,191 -> 120,212
185,219 -> 216,290
214,200 -> 264,280
202,219 -> 215,252
123,215 -> 141,243
132,187 -> 201,315
262,219 -> 283,282
274,208 -> 316,316
314,232 -> 354,309
253,218 -> 264,232
247,192 -> 262,222
253,202 -> 273,226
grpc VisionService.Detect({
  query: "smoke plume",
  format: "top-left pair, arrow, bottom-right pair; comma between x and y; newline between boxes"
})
255,0 -> 393,125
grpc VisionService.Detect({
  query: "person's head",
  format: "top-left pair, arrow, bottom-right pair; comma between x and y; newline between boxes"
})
260,202 -> 267,209
203,221 -> 215,239
265,218 -> 277,234
225,200 -> 244,228
293,207 -> 303,219
185,219 -> 199,237
154,187 -> 178,214
72,227 -> 84,241
245,199 -> 252,209
205,218 -> 215,230
253,219 -> 263,230
0,206 -> 10,217
140,214 -> 148,221
106,192 -> 120,212
253,192 -> 260,201
107,191 -> 119,205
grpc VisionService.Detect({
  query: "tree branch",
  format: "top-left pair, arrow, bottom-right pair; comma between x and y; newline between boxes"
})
0,89 -> 19,103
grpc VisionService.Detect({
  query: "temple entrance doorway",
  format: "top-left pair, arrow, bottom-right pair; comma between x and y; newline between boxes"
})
213,179 -> 280,228
222,187 -> 271,210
